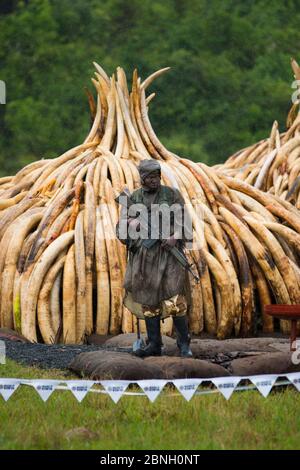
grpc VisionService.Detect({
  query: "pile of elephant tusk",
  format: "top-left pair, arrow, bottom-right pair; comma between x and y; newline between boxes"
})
1,61 -> 300,344
217,59 -> 300,203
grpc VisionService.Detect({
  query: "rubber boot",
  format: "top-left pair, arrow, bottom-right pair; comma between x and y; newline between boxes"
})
173,315 -> 193,358
133,316 -> 162,357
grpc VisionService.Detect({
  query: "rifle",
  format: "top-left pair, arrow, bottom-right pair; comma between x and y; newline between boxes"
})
115,188 -> 200,283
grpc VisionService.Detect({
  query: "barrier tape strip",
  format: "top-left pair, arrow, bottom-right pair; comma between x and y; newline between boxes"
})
0,372 -> 300,402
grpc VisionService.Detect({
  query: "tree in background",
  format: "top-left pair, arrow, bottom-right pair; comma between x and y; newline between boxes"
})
0,0 -> 300,175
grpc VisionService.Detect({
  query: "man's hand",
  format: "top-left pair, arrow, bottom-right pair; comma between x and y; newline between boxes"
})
128,217 -> 140,231
161,235 -> 177,250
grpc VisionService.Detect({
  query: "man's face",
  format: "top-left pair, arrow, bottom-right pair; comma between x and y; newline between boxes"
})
143,170 -> 161,191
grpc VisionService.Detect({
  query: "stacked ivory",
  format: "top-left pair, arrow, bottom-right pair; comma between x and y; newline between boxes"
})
0,63 -> 300,344
217,58 -> 300,206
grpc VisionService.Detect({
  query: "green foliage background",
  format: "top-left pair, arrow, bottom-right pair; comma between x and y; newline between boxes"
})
0,0 -> 300,176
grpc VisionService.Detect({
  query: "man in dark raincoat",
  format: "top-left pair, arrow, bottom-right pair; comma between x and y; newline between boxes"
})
116,159 -> 193,357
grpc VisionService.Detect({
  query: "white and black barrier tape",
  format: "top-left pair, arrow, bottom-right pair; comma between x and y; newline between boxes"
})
0,373 -> 300,403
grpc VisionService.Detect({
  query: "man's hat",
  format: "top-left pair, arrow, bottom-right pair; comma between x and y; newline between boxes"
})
137,160 -> 161,179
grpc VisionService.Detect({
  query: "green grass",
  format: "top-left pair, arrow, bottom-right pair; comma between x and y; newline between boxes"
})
0,359 -> 300,450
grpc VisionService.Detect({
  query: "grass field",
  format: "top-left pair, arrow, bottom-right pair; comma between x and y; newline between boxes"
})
0,359 -> 300,450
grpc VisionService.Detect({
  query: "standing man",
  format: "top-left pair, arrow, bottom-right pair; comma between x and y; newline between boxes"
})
116,159 -> 193,358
